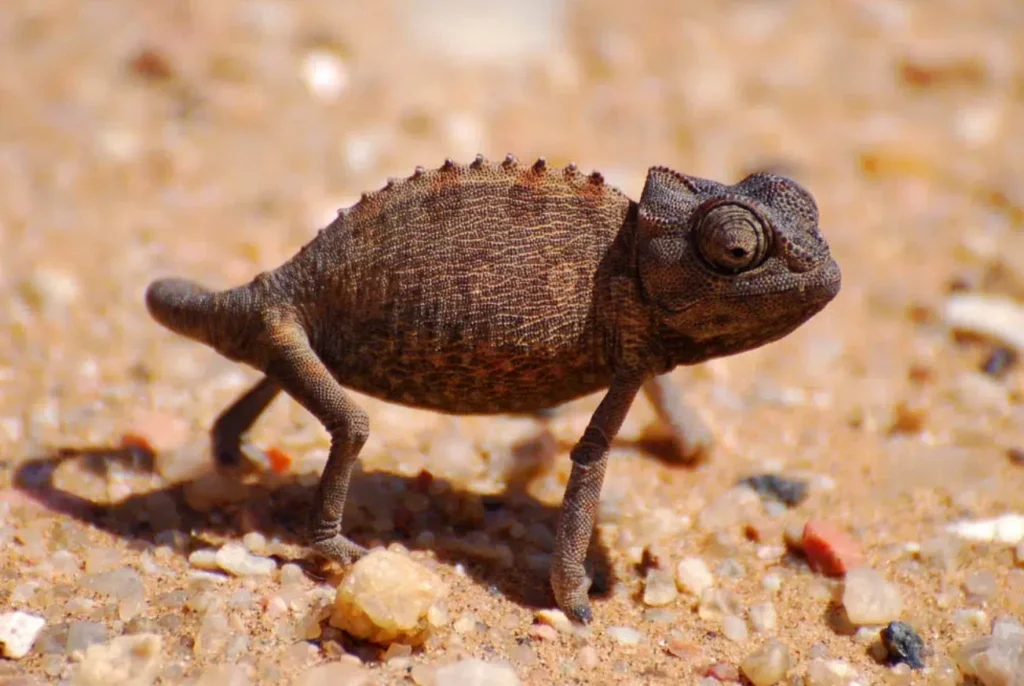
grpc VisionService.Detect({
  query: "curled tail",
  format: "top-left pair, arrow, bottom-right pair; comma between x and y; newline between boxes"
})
145,277 -> 218,344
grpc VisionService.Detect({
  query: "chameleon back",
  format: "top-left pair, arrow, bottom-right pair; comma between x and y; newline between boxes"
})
277,156 -> 637,414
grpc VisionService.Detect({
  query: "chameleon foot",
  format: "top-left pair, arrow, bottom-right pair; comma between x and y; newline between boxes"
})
551,561 -> 593,624
311,534 -> 367,566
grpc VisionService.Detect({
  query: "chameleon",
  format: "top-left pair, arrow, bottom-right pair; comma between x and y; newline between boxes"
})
145,154 -> 841,623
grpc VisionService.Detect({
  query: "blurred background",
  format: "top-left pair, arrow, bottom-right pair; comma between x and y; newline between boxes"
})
1,0 -> 1023,682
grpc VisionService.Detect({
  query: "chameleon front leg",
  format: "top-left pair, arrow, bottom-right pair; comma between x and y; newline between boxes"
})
262,315 -> 369,565
642,374 -> 713,461
551,373 -> 645,623
211,376 -> 281,473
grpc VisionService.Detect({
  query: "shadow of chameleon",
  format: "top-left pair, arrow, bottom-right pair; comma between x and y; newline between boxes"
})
10,417 -> 703,664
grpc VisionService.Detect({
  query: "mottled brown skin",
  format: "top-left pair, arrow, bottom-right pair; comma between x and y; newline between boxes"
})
145,154 -> 841,622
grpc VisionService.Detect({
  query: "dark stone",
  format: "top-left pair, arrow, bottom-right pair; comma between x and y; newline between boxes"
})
739,473 -> 809,507
881,620 -> 926,669
981,346 -> 1017,378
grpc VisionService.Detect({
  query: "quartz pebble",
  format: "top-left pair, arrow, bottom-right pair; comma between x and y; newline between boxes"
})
0,611 -> 45,659
73,634 -> 162,686
329,549 -> 447,645
947,513 -> 1024,544
676,557 -> 715,596
955,618 -> 1024,686
749,602 -> 778,633
606,626 -> 642,646
535,609 -> 573,633
642,567 -> 678,606
433,658 -> 520,686
740,638 -> 792,686
67,621 -> 109,653
842,568 -> 903,625
721,614 -> 749,642
802,520 -> 864,576
805,658 -> 860,686
215,542 -> 276,576
965,570 -> 998,600
944,293 -> 1024,352
881,621 -> 925,670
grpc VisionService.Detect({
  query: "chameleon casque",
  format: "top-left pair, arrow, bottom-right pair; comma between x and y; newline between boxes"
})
146,154 -> 841,622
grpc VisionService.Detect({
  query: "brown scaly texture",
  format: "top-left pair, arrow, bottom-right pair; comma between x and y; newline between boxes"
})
145,154 -> 841,622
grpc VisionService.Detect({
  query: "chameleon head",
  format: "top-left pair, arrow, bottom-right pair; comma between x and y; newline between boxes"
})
635,167 -> 841,360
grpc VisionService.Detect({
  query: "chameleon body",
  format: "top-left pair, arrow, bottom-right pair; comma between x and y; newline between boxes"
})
146,154 -> 841,622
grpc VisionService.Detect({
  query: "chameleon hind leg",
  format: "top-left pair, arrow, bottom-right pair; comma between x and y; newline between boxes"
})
259,313 -> 369,565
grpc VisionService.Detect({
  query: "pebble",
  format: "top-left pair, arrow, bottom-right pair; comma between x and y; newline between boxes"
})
67,621 -> 109,653
881,621 -> 925,670
955,618 -> 1024,685
606,626 -> 642,646
749,602 -> 778,633
740,638 -> 792,686
527,623 -> 557,641
0,611 -> 45,659
721,614 -> 749,642
944,292 -> 1024,352
215,542 -> 277,576
805,658 -> 860,686
433,658 -> 520,686
642,567 -> 678,606
698,587 -> 743,621
739,474 -> 809,507
948,513 -> 1024,544
1017,541 -> 1024,566
535,609 -> 573,633
676,557 -> 715,596
697,486 -> 763,532
329,549 -> 447,645
802,520 -> 865,576
301,50 -> 349,102
965,570 -> 998,600
73,634 -> 162,686
294,662 -> 370,686
842,568 -> 903,626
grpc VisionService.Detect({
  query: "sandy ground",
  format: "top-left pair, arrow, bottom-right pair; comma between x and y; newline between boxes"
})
1,0 -> 1023,684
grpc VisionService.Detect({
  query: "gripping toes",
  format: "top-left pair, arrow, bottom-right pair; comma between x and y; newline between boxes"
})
311,533 -> 368,566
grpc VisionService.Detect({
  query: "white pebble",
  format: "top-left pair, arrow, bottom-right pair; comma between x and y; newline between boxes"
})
749,602 -> 778,633
676,557 -> 714,596
947,513 -> 1024,545
643,567 -> 678,607
842,568 -> 903,626
805,658 -> 860,686
188,548 -> 219,570
243,532 -> 267,554
740,638 -> 792,686
606,626 -> 642,646
215,542 -> 276,576
0,611 -> 45,659
301,50 -> 349,101
762,573 -> 783,594
722,614 -> 749,642
945,293 -> 1024,352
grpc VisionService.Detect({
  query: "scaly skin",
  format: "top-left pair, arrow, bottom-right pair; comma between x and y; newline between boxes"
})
145,154 -> 841,622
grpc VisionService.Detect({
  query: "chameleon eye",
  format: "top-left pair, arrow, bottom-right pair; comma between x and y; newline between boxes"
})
694,202 -> 770,274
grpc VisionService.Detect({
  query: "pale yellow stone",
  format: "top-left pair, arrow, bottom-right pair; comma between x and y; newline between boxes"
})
329,549 -> 447,645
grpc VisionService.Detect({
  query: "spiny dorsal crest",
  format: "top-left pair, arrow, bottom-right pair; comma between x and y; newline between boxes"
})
336,154 -> 628,218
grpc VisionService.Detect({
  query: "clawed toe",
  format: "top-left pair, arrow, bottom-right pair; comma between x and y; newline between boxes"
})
311,535 -> 367,566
